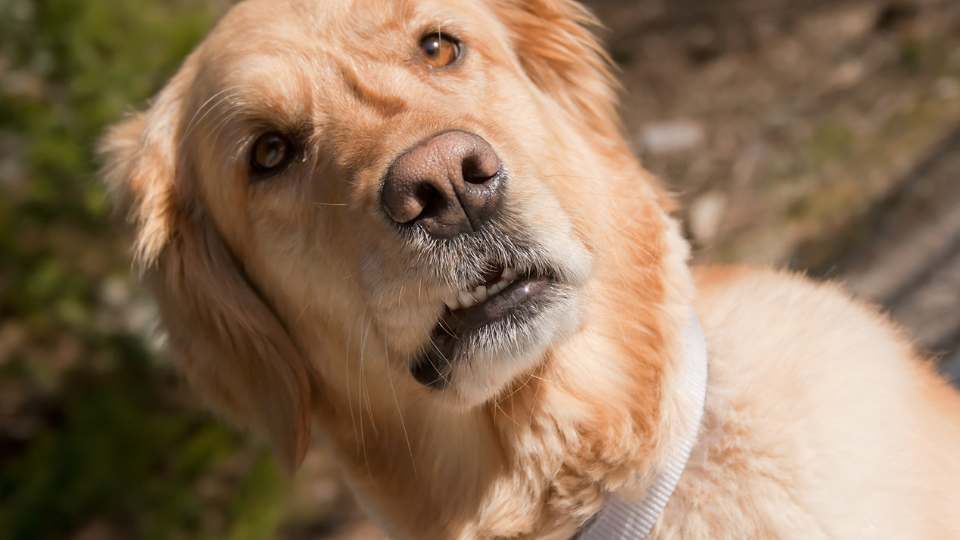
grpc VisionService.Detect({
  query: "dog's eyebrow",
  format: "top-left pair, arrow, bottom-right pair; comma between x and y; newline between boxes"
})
337,63 -> 408,118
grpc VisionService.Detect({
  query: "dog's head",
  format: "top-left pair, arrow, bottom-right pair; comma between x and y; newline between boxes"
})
101,0 -> 677,477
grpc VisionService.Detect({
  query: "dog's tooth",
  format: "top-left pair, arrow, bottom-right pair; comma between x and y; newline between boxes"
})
443,291 -> 460,310
473,285 -> 488,302
488,283 -> 504,296
459,291 -> 475,308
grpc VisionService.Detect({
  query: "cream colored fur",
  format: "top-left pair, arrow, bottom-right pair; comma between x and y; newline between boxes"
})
100,1 -> 960,538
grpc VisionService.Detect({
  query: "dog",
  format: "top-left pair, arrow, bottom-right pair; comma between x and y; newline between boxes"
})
100,0 -> 960,538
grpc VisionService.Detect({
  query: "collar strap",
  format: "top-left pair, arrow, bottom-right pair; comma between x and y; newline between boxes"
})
575,314 -> 709,540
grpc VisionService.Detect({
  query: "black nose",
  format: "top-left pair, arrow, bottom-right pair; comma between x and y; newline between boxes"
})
381,130 -> 504,238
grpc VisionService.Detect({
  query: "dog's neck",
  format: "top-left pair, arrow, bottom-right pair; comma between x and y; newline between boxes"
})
574,311 -> 708,540
311,174 -> 696,540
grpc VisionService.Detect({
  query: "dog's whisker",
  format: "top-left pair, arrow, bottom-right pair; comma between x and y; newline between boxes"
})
426,337 -> 453,387
206,108 -> 244,160
343,314 -> 363,472
359,317 -> 379,439
383,339 -> 417,476
355,313 -> 374,478
501,369 -> 538,403
180,86 -> 245,150
493,399 -> 520,430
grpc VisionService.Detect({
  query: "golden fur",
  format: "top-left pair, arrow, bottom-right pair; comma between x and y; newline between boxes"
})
100,1 -> 960,538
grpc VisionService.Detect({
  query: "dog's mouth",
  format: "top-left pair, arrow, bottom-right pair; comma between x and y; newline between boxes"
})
441,266 -> 551,333
410,263 -> 560,389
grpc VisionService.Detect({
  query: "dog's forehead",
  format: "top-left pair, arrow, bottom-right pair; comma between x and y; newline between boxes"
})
201,0 -> 496,77
211,0 -> 390,47
218,0 -> 492,41
190,0 -> 505,113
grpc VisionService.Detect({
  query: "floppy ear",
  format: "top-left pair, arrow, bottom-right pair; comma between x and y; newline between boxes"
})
492,0 -> 621,139
99,75 -> 313,470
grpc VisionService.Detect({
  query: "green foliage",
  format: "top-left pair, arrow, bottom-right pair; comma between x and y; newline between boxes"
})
0,339 -> 282,540
0,0 -> 219,328
2,0 -> 212,219
0,1 -> 291,539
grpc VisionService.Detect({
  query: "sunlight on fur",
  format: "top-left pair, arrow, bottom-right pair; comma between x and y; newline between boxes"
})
101,1 -> 960,538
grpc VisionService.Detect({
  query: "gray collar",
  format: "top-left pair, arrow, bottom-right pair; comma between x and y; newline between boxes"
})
575,314 -> 709,540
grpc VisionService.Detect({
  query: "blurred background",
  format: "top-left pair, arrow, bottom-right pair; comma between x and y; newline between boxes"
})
1,0 -> 957,538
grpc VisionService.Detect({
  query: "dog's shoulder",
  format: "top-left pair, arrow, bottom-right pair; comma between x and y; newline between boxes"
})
692,264 -> 960,422
694,264 -> 915,371
673,265 -> 960,538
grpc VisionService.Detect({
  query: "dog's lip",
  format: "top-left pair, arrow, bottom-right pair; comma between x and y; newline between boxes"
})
410,271 -> 556,389
440,276 -> 551,336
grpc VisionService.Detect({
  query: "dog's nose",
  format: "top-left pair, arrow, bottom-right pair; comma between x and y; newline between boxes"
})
381,130 -> 504,238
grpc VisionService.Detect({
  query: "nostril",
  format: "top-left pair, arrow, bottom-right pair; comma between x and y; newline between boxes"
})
415,181 -> 447,221
382,130 -> 505,238
462,153 -> 500,185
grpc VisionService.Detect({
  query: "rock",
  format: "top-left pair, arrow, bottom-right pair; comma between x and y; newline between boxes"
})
100,276 -> 131,307
828,61 -> 866,90
689,191 -> 727,243
639,120 -> 705,155
936,77 -> 959,100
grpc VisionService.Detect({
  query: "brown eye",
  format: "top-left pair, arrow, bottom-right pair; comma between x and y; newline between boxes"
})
250,132 -> 294,176
419,32 -> 462,69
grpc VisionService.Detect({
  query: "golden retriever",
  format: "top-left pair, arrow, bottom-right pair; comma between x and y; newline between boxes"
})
100,0 -> 960,538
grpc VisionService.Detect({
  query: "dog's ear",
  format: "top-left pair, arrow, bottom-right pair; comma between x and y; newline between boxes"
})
492,0 -> 620,138
99,73 -> 313,470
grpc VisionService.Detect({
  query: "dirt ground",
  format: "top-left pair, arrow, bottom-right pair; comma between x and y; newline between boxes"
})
800,126 -> 960,379
592,0 -> 960,261
587,0 -> 960,362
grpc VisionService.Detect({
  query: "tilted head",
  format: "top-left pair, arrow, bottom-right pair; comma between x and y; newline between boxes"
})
102,0 -> 692,537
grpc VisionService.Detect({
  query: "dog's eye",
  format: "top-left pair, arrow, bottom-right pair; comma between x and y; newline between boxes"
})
250,132 -> 294,176
419,32 -> 462,69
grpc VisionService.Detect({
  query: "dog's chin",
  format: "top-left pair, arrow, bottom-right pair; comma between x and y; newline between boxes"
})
409,273 -> 583,410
